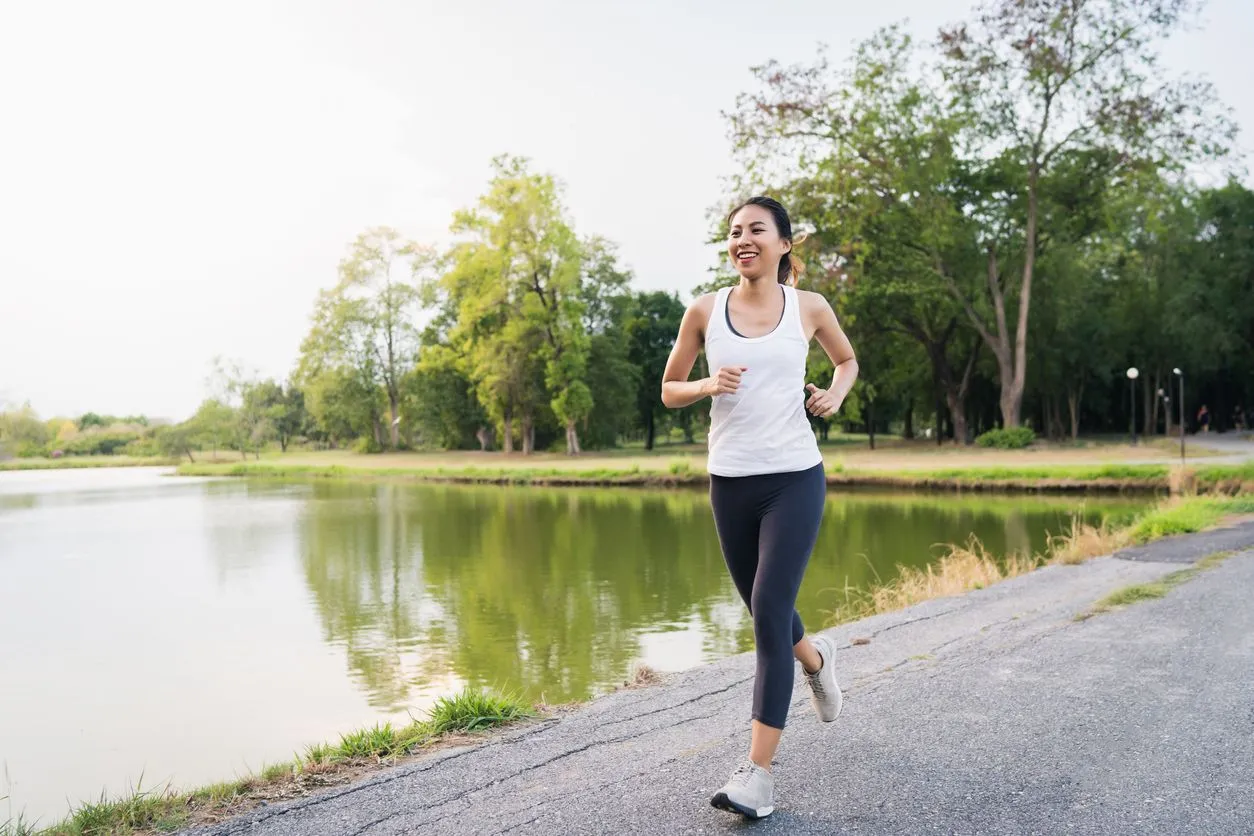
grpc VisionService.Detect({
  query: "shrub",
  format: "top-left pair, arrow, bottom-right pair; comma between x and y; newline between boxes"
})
16,441 -> 49,458
975,427 -> 1036,449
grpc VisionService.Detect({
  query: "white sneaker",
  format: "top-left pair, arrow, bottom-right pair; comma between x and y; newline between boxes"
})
711,761 -> 774,819
805,635 -> 843,722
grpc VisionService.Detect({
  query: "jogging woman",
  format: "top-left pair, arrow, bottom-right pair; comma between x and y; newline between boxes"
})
661,196 -> 858,819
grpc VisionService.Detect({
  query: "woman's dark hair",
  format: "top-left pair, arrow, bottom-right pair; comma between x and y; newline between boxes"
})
727,195 -> 806,285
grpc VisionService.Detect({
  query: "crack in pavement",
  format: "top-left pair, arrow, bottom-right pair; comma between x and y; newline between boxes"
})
593,674 -> 752,730
396,710 -> 725,832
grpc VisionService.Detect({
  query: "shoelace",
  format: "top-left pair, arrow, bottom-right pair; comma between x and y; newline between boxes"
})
807,663 -> 827,696
730,763 -> 758,787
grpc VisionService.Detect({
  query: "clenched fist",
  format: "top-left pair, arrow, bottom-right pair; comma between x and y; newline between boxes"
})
805,383 -> 842,418
705,366 -> 748,397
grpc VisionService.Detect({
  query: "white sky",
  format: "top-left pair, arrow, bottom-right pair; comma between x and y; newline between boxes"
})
2,0 -> 1250,422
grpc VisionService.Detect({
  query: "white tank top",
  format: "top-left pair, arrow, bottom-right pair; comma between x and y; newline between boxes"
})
704,284 -> 822,477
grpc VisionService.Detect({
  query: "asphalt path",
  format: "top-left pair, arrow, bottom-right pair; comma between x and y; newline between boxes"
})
189,521 -> 1254,836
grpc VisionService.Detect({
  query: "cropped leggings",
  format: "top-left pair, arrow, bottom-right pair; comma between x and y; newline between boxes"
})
709,462 -> 826,730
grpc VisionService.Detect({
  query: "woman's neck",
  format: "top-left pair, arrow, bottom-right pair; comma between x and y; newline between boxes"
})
735,276 -> 780,303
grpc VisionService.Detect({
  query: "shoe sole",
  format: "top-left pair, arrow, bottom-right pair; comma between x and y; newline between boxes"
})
710,792 -> 773,819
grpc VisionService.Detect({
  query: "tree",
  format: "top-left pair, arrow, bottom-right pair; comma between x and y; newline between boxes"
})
401,347 -> 489,450
0,403 -> 50,457
244,380 -> 307,452
626,291 -> 685,450
443,156 -> 594,455
937,0 -> 1233,426
725,27 -> 983,442
297,228 -> 427,450
187,399 -> 235,459
579,239 -> 638,449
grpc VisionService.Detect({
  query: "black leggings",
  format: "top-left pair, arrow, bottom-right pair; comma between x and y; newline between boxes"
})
709,463 -> 826,729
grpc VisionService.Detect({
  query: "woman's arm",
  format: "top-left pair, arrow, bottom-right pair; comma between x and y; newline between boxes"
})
802,292 -> 858,418
662,295 -> 739,409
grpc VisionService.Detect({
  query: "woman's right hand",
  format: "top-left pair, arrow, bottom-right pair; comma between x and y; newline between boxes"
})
706,366 -> 747,397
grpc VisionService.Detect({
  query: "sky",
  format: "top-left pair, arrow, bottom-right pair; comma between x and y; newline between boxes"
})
2,0 -> 1251,422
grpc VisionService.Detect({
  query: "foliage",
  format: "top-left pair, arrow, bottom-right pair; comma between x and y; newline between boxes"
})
975,427 -> 1036,449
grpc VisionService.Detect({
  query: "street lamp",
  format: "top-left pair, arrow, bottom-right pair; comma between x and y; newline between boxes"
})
1173,368 -> 1185,464
1127,367 -> 1139,445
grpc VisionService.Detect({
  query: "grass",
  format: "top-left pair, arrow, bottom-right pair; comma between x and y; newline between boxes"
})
1079,551 -> 1237,620
5,688 -> 531,836
0,456 -> 179,472
173,446 -> 1254,494
823,494 -> 1252,628
1127,495 -> 1254,543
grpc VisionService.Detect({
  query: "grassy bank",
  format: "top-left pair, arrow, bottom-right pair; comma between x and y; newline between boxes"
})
175,457 -> 1254,494
822,494 -> 1254,627
5,689 -> 531,836
0,456 -> 180,472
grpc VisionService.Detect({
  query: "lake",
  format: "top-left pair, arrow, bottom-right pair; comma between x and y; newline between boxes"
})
0,467 -> 1147,823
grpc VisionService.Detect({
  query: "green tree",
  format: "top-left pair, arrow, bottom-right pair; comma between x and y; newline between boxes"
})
726,27 -> 982,442
626,291 -> 685,450
444,156 -> 593,455
297,228 -> 427,450
579,238 -> 638,450
937,0 -> 1233,427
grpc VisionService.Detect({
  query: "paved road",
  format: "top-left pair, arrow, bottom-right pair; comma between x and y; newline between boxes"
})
191,523 -> 1254,836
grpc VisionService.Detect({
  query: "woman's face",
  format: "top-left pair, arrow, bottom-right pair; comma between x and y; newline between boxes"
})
728,204 -> 790,281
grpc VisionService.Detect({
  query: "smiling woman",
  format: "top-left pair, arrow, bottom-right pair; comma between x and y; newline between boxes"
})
660,195 -> 859,820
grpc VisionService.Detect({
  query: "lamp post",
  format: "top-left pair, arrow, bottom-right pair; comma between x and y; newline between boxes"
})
1127,367 -> 1139,445
1173,368 -> 1185,464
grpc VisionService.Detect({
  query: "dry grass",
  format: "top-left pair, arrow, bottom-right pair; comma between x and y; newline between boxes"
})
623,664 -> 663,689
1046,518 -> 1129,566
825,536 -> 1039,625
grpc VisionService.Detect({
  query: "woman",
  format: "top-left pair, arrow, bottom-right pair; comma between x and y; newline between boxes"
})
661,196 -> 858,819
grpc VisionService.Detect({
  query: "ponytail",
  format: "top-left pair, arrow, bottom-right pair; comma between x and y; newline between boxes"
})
779,232 -> 808,286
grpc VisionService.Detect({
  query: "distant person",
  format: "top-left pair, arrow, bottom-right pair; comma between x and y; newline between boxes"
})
662,196 -> 858,820
1198,404 -> 1211,433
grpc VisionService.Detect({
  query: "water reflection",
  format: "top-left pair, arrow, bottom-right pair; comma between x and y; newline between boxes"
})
295,483 -> 1139,707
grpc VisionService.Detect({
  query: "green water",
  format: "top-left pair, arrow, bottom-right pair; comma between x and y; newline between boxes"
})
0,468 -> 1146,822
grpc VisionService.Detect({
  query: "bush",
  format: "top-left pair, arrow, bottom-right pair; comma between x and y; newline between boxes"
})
121,436 -> 163,457
352,436 -> 384,454
60,430 -> 141,456
975,427 -> 1036,449
16,441 -> 49,458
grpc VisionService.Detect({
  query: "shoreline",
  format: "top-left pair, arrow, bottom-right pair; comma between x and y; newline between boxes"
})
169,460 -> 1254,496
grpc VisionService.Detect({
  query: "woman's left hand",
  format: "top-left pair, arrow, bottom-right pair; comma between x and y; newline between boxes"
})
805,383 -> 842,418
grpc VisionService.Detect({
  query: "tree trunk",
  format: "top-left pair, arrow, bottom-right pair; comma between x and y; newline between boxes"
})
1146,374 -> 1157,437
944,390 -> 969,447
867,399 -> 876,450
389,397 -> 400,449
279,434 -> 288,453
903,400 -> 914,440
1067,384 -> 1083,440
644,410 -> 655,451
565,420 -> 581,456
502,410 -> 514,454
521,413 -> 534,455
679,409 -> 694,443
476,426 -> 493,452
935,392 -> 943,446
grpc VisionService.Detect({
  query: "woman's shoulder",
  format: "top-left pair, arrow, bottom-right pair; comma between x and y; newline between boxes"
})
687,292 -> 718,314
794,288 -> 834,311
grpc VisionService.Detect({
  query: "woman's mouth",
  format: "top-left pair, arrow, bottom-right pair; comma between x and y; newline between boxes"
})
737,252 -> 758,265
